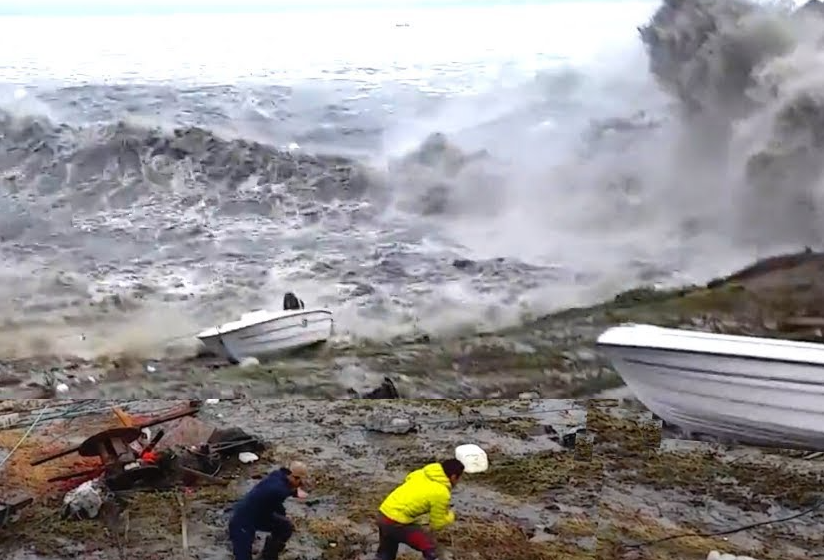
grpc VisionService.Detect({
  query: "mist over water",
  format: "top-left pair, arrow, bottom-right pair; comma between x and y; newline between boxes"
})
0,0 -> 822,360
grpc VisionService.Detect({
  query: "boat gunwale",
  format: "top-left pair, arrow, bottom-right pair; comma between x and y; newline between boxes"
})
196,308 -> 333,339
597,340 -> 824,368
597,324 -> 824,367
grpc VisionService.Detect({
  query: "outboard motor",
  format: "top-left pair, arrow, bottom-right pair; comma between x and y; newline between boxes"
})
283,292 -> 301,311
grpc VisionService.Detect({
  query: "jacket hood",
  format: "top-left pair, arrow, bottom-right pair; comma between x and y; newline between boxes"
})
420,462 -> 452,488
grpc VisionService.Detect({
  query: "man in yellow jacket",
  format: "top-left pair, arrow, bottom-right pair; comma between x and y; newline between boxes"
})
374,459 -> 465,560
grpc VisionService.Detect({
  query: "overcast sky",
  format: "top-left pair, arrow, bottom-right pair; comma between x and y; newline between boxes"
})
0,0 -> 559,15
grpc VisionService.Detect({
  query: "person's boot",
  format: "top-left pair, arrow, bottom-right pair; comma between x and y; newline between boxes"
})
260,535 -> 286,560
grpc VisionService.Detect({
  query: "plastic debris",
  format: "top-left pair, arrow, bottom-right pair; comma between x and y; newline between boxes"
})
238,452 -> 259,464
455,444 -> 489,473
205,399 -> 220,405
707,552 -> 761,560
0,413 -> 19,429
364,413 -> 416,434
55,383 -> 69,393
62,479 -> 105,519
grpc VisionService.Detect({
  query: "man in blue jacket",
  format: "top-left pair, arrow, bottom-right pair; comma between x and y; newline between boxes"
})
229,461 -> 310,560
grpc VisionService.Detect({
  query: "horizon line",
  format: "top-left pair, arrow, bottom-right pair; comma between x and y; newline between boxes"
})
0,0 -> 648,17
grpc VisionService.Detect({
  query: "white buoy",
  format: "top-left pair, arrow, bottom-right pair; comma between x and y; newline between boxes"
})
455,444 -> 489,473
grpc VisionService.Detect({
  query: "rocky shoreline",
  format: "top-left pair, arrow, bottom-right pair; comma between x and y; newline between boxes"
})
1,399 -> 820,560
587,401 -> 823,560
0,398 -> 586,560
2,249 -> 824,401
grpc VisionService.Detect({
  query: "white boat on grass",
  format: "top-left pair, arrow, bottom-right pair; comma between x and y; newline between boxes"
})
596,323 -> 824,451
196,297 -> 333,363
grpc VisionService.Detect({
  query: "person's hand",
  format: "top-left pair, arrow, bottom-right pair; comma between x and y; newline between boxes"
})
296,488 -> 309,500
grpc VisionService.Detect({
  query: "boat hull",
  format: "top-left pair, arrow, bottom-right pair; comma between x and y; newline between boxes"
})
597,325 -> 824,451
198,310 -> 333,361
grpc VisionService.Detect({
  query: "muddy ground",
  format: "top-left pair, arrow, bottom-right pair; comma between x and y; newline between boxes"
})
0,398 -> 590,560
5,250 -> 824,400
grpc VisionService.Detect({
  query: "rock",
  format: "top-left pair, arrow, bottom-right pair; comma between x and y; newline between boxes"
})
208,427 -> 265,456
360,377 -> 400,399
364,413 -> 416,434
239,357 -> 260,368
797,0 -> 824,17
349,283 -> 375,297
0,373 -> 19,387
512,342 -> 536,354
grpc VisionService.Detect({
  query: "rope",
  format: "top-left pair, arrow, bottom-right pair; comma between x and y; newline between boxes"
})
0,405 -> 48,469
624,498 -> 824,549
1,401 -> 584,443
2,401 -> 189,429
50,330 -> 196,345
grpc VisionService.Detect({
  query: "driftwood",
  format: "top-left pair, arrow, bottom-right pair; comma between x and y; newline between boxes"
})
0,494 -> 33,527
776,316 -> 824,329
177,493 -> 189,558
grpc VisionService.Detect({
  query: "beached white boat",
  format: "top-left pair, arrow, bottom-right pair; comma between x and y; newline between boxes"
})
196,308 -> 333,363
596,323 -> 824,450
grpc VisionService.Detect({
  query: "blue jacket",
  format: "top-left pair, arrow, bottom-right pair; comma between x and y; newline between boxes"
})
231,468 -> 296,526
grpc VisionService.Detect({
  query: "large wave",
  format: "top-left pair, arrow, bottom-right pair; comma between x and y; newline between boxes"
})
0,107 -> 558,358
635,0 -> 824,247
3,0 -> 824,361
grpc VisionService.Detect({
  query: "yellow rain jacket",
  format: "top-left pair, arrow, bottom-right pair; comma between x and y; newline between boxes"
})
379,463 -> 455,531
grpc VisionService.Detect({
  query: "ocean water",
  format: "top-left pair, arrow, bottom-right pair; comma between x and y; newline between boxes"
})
0,0 -> 821,359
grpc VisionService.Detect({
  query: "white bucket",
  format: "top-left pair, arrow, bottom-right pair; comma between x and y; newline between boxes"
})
455,444 -> 489,474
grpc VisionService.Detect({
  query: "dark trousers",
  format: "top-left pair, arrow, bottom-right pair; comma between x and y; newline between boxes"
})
375,514 -> 439,560
229,513 -> 294,560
